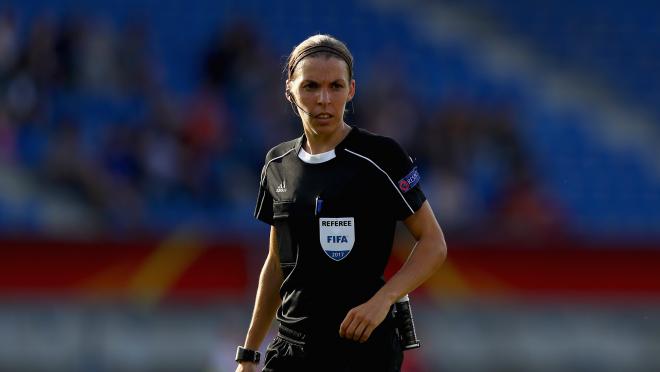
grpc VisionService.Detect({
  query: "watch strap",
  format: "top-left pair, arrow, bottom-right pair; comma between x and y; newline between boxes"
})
235,346 -> 261,363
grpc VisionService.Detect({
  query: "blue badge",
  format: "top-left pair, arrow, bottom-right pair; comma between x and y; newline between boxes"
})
398,167 -> 420,193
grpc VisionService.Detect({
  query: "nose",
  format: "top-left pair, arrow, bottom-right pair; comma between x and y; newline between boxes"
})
318,88 -> 331,105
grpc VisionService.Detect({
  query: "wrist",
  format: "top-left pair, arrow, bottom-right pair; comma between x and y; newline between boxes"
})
374,287 -> 399,307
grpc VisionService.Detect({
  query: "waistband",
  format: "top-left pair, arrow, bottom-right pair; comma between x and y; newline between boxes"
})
277,324 -> 308,345
277,309 -> 396,347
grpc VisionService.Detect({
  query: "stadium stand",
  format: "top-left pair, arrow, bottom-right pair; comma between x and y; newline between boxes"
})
1,0 -> 659,241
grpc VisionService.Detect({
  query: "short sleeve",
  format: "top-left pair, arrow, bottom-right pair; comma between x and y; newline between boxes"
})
381,139 -> 426,220
254,163 -> 274,225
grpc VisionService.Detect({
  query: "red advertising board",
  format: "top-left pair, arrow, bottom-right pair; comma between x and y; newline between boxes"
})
1,238 -> 659,301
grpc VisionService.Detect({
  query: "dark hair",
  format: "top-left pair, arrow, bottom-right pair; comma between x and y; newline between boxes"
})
286,34 -> 354,81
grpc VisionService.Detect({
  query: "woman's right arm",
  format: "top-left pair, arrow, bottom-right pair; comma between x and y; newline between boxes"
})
236,226 -> 283,372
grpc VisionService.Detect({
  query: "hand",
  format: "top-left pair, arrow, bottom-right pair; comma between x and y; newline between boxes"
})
339,295 -> 392,343
235,361 -> 258,372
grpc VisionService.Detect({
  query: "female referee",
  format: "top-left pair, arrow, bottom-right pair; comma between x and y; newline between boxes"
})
235,34 -> 447,372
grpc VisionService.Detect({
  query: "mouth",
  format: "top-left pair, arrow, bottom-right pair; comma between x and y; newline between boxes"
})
315,113 -> 333,119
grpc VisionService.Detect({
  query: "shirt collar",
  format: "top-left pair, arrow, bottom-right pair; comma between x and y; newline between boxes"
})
293,125 -> 357,156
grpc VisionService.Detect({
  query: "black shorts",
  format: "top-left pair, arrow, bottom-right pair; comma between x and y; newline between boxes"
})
262,314 -> 403,372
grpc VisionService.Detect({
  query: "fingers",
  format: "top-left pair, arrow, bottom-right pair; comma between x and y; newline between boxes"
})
339,310 -> 354,338
354,321 -> 371,343
339,309 -> 375,343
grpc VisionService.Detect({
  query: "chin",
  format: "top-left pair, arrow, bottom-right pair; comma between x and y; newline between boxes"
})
318,122 -> 343,133
317,120 -> 338,127
304,116 -> 345,136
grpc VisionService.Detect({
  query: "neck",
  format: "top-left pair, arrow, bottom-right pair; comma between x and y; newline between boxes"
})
304,123 -> 351,154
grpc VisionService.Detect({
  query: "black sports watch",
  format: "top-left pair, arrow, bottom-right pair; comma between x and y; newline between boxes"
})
235,346 -> 261,363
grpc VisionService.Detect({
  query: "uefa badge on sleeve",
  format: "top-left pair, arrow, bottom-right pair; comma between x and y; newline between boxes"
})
398,167 -> 420,193
319,217 -> 355,261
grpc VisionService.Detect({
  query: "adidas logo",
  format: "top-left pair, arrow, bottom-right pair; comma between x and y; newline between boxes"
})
276,181 -> 287,193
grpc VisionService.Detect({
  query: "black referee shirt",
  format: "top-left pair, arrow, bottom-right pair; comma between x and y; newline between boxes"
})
254,126 -> 426,338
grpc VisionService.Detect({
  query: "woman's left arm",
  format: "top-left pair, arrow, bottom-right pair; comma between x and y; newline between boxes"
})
339,201 -> 447,342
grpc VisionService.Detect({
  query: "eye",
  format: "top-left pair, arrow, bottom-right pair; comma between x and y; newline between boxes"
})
303,82 -> 318,90
332,82 -> 344,89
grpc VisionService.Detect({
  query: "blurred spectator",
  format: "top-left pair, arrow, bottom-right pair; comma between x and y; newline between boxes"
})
139,94 -> 184,204
52,15 -> 83,89
20,14 -> 59,88
0,104 -> 15,162
182,85 -> 231,158
355,57 -> 422,153
80,20 -> 123,94
202,20 -> 262,92
40,117 -> 104,212
115,19 -> 156,96
0,10 -> 18,79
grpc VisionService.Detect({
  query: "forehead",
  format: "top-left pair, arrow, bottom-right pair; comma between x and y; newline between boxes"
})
292,55 -> 350,82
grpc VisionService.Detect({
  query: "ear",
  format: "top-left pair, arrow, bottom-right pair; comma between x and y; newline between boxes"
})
285,80 -> 293,102
347,79 -> 356,102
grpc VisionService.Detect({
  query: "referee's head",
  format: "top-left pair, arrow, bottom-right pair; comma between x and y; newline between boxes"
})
284,34 -> 356,135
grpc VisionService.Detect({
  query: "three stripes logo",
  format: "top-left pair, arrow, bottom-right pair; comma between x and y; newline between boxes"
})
276,180 -> 287,193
